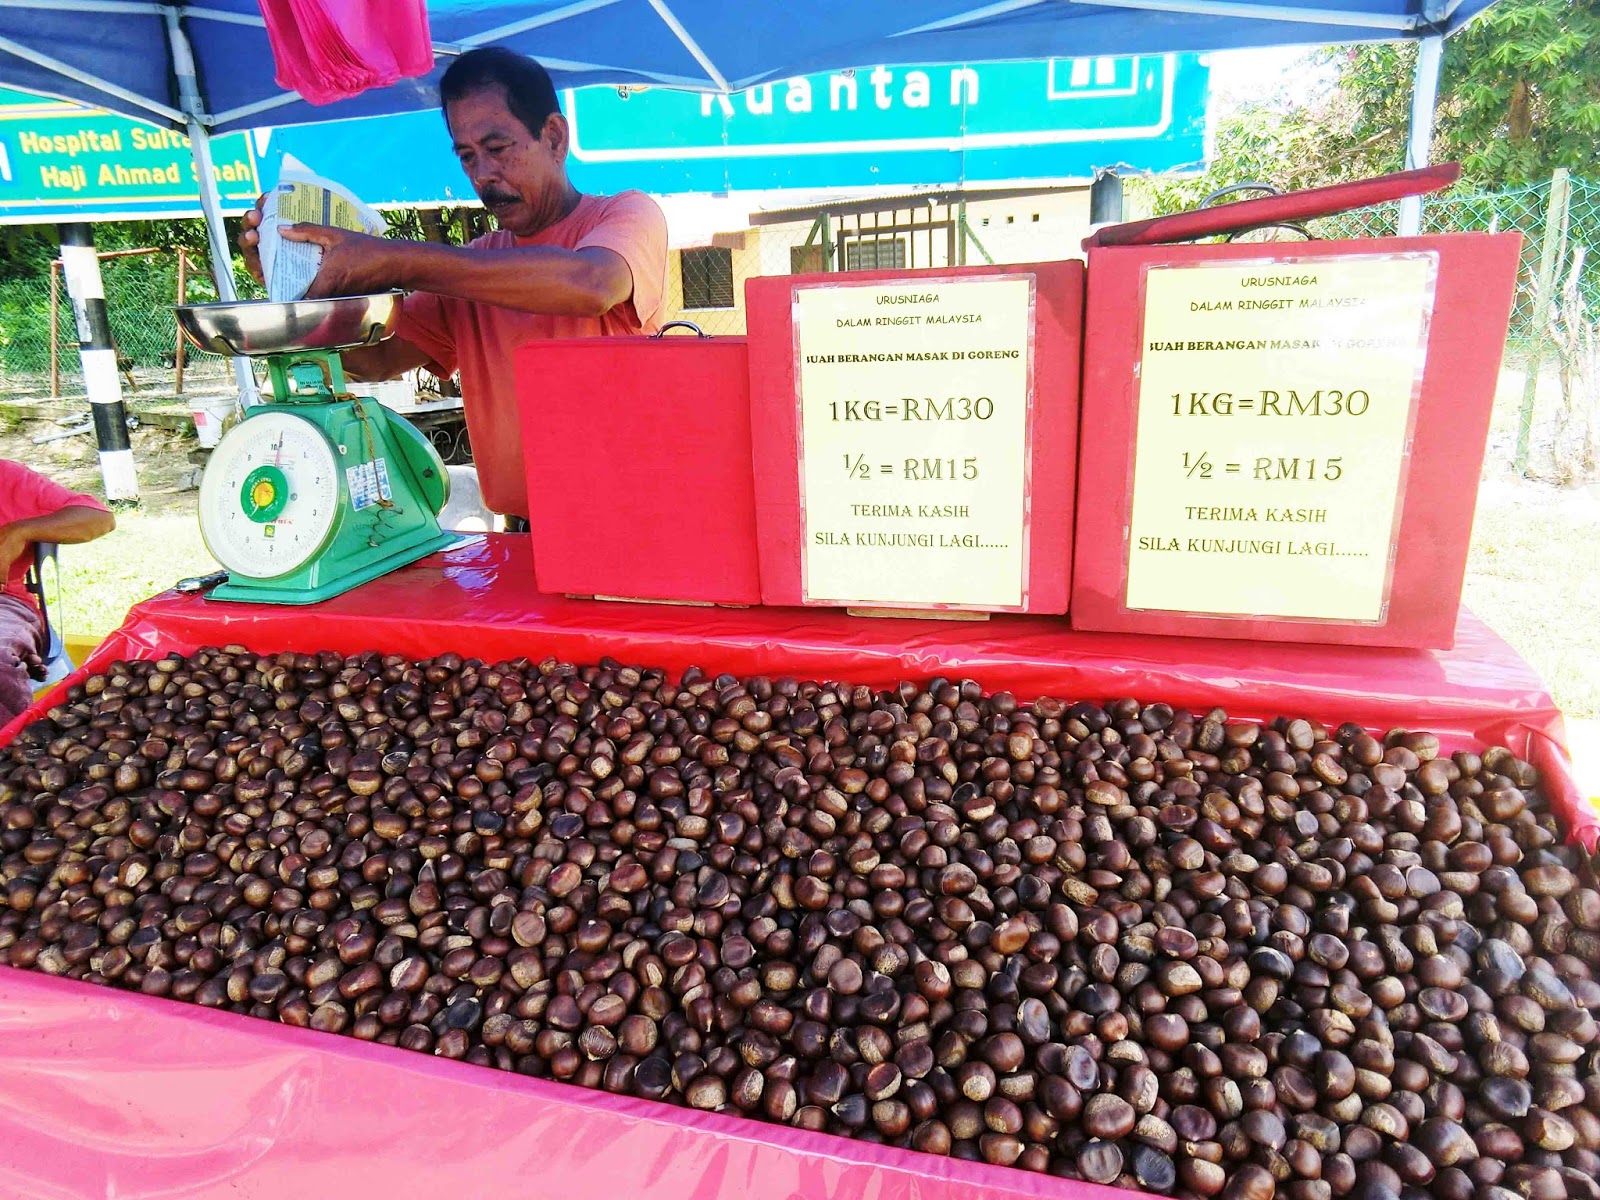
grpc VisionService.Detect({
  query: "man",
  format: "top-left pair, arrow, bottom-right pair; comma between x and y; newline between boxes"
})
0,461 -> 115,726
239,48 -> 668,523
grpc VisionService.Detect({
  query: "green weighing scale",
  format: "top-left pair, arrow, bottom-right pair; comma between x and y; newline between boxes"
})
174,291 -> 457,604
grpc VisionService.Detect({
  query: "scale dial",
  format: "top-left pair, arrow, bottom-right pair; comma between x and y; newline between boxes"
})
200,411 -> 340,579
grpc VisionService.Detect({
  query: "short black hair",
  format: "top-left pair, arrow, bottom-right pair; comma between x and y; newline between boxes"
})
440,48 -> 561,137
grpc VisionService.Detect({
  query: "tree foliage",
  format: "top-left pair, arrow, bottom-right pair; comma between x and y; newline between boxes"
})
1138,0 -> 1600,213
1440,0 -> 1600,187
0,216 -> 218,283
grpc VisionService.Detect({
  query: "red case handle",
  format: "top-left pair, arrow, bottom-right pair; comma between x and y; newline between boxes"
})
1084,163 -> 1462,249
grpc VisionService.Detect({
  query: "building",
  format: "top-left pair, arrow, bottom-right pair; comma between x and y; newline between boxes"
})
656,184 -> 1096,337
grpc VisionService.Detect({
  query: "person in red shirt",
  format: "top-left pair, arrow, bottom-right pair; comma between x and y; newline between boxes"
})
0,461 -> 115,726
238,48 -> 668,523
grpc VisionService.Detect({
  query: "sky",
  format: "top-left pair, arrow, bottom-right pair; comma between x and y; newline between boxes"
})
1205,46 -> 1335,113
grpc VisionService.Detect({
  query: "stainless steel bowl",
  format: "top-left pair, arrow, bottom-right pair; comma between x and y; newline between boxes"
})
174,292 -> 403,357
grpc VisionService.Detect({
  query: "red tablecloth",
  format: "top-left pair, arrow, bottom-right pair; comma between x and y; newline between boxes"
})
13,534 -> 1569,744
0,533 -> 1585,1199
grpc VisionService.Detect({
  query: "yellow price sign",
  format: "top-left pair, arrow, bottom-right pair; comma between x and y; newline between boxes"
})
793,276 -> 1035,609
1125,253 -> 1438,622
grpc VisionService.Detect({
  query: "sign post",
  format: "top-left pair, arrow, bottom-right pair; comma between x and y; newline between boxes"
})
564,55 -> 1207,192
59,222 -> 139,505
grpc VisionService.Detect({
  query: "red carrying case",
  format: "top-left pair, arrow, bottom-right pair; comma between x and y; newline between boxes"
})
1072,165 -> 1522,649
517,325 -> 762,605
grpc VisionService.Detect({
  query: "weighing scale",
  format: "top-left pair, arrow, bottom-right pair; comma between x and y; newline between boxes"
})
174,291 -> 456,604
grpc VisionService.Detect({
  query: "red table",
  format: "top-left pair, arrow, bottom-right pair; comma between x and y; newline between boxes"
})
0,533 -> 1585,1199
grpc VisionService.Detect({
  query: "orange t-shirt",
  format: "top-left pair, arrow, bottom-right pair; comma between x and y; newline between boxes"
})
394,191 -> 667,517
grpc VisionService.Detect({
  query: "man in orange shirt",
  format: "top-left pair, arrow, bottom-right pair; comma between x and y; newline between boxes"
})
239,48 -> 667,522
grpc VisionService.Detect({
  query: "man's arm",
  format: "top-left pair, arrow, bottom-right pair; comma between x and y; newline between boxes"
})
282,226 -> 633,318
237,196 -> 627,317
340,336 -> 434,383
0,504 -> 115,576
237,197 -> 634,321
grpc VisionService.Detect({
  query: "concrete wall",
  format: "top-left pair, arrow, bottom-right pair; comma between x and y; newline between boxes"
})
962,189 -> 1093,265
659,230 -> 763,336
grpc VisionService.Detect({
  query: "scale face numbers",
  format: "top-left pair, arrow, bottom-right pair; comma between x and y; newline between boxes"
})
199,411 -> 340,578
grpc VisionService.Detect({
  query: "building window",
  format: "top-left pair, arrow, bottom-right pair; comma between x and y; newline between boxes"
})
680,247 -> 735,308
844,237 -> 907,271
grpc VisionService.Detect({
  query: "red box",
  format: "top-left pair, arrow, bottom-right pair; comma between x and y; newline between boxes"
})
516,332 -> 761,605
1071,169 -> 1521,649
746,261 -> 1084,613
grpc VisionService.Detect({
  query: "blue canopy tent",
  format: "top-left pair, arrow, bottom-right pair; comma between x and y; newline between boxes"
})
0,0 -> 1490,293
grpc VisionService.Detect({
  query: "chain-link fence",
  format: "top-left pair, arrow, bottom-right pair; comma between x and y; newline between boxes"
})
1312,172 -> 1600,356
1311,172 -> 1598,476
0,245 -> 238,401
7,176 -> 1592,476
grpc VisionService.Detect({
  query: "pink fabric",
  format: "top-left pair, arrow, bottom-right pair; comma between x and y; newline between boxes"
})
0,459 -> 108,610
395,191 -> 669,518
0,960 -> 1133,1200
257,0 -> 433,106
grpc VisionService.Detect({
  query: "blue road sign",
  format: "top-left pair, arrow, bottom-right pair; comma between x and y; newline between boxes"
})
262,54 -> 1209,204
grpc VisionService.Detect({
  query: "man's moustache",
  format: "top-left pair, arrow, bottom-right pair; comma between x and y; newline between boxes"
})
479,191 -> 519,205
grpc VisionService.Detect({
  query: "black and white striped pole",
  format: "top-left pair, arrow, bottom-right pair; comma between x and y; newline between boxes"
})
58,222 -> 140,504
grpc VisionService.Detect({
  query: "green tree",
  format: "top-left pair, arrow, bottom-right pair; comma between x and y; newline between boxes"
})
1438,0 -> 1600,187
1139,0 -> 1600,213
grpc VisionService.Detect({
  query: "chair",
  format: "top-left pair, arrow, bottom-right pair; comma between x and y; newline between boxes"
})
22,542 -> 72,687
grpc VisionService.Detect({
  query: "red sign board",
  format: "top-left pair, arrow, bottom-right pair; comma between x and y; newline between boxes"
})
1071,230 -> 1521,649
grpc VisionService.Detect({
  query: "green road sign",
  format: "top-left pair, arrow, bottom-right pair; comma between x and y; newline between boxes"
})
0,88 -> 262,224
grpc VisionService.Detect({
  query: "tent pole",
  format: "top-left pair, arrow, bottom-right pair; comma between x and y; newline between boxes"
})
1398,32 -> 1443,237
164,3 -> 260,408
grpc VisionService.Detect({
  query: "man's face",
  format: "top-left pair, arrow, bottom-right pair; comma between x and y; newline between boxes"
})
446,85 -> 570,237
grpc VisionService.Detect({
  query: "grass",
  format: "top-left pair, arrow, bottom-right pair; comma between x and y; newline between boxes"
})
1471,362 -> 1600,722
1464,477 -> 1600,720
51,508 -> 216,636
4,420 -> 218,638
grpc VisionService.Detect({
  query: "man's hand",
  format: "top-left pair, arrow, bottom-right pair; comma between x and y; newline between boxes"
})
237,192 -> 269,285
280,224 -> 402,300
236,198 -> 400,298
